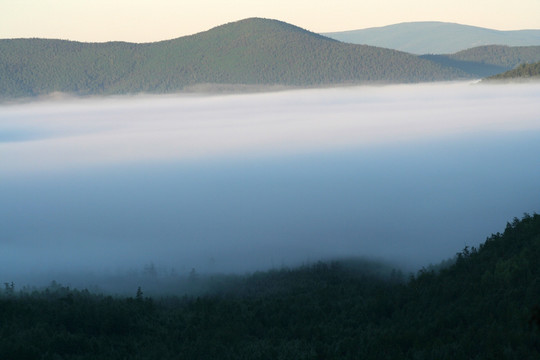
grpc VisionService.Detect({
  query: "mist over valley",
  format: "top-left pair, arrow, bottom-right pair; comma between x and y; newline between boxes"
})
3,5 -> 540,357
1,82 -> 539,291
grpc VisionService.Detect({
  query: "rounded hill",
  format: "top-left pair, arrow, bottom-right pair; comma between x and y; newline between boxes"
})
0,18 -> 468,97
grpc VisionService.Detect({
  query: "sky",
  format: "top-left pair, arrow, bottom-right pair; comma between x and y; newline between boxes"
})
1,0 -> 539,43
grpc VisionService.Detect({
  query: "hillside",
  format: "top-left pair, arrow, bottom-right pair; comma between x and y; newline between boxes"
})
1,213 -> 539,359
323,21 -> 540,55
448,45 -> 540,67
421,45 -> 540,78
0,18 -> 470,98
0,39 -> 143,97
485,61 -> 540,81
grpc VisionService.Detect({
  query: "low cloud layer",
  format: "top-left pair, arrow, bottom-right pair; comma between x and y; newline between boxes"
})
1,82 -> 539,288
2,82 -> 540,174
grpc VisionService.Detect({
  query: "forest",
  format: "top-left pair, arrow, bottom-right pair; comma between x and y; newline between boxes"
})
0,18 -> 513,98
1,213 -> 539,359
421,45 -> 540,78
485,61 -> 540,81
4,19 -> 540,99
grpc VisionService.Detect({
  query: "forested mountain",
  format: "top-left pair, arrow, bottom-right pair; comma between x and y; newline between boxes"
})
0,18 -> 470,98
421,45 -> 540,78
0,39 -> 142,97
485,61 -> 540,81
447,45 -> 540,68
323,22 -> 540,54
3,18 -> 540,98
1,213 -> 539,359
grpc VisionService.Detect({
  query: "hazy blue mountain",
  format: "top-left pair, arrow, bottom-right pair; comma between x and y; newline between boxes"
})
323,21 -> 540,54
0,18 -> 469,98
421,45 -> 540,78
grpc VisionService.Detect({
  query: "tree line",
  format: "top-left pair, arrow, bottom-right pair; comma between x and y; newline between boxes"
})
1,213 -> 539,359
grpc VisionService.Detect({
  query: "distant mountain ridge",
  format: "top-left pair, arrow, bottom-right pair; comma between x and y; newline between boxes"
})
0,18 -> 468,98
421,45 -> 540,78
2,18 -> 540,99
323,21 -> 540,54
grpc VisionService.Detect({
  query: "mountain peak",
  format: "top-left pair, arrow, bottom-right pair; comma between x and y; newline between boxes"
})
0,17 -> 508,98
195,17 -> 328,42
323,21 -> 540,54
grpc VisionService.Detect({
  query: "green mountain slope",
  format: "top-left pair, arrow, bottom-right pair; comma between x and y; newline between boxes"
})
0,18 -> 469,98
485,61 -> 540,81
0,39 -> 143,97
323,21 -> 540,54
1,213 -> 540,358
421,45 -> 540,78
449,45 -> 540,67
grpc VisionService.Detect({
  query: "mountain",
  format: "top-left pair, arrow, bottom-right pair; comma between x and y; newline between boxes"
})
447,45 -> 540,67
421,45 -> 540,78
0,18 -> 470,98
1,213 -> 540,358
485,61 -> 540,81
323,21 -> 540,55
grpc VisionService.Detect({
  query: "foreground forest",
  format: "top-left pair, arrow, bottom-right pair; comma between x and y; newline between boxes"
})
1,213 -> 539,359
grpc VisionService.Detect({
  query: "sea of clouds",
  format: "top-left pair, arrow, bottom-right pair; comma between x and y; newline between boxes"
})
1,82 -> 539,288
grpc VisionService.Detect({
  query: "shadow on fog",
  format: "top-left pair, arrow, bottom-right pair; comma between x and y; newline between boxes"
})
0,82 -> 539,291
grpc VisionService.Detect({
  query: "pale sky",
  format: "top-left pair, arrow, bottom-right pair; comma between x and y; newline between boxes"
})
1,0 -> 539,43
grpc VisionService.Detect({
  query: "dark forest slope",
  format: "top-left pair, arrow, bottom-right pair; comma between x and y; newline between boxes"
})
0,18 -> 468,98
485,61 -> 540,81
1,213 -> 539,359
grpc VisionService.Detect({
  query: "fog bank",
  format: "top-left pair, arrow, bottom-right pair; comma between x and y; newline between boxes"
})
2,82 -> 540,174
1,82 -> 539,288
